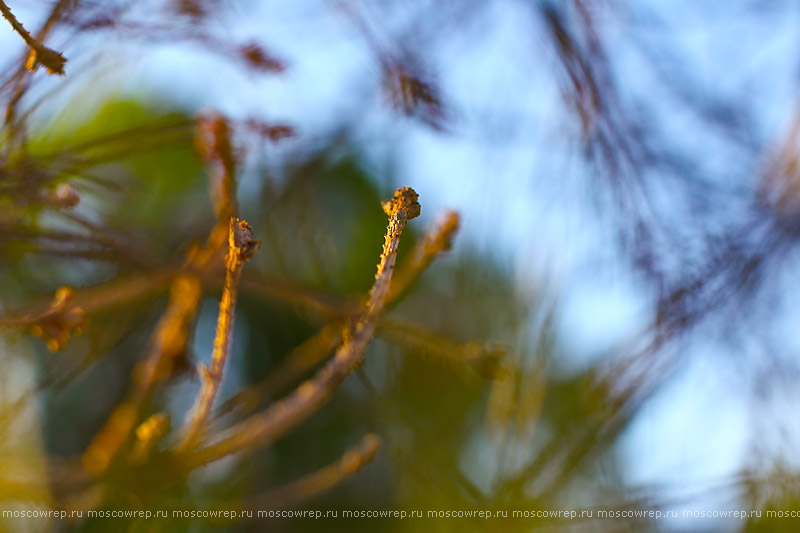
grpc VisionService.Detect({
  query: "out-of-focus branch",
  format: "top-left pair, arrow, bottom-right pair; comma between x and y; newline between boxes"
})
242,433 -> 380,511
179,187 -> 419,469
81,274 -> 203,475
196,114 -> 237,222
128,412 -> 170,466
378,315 -> 505,379
0,273 -> 172,329
0,270 -> 175,354
0,477 -> 51,505
238,273 -> 350,319
388,209 -> 459,304
0,286 -> 86,351
218,314 -> 503,423
169,436 -> 378,522
0,246 -> 495,371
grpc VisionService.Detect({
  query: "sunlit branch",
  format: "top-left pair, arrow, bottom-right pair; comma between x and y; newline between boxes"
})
180,187 -> 419,469
179,218 -> 259,449
218,211 -> 464,417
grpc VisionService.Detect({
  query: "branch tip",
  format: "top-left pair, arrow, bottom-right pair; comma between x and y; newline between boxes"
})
26,45 -> 67,75
230,218 -> 260,262
381,187 -> 420,219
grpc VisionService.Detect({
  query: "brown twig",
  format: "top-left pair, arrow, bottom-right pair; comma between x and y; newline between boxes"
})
180,187 -> 419,469
3,0 -> 73,152
378,315 -> 505,379
0,0 -> 67,75
179,218 -> 259,449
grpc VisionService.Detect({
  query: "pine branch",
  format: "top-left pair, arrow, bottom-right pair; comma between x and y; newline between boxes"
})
179,187 -> 419,469
179,218 -> 259,449
0,0 -> 67,75
81,274 -> 203,475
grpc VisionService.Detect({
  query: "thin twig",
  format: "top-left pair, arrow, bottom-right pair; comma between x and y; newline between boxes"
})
378,315 -> 505,379
79,117 -> 248,472
217,210 -> 463,418
81,274 -> 203,475
241,433 -> 380,510
0,0 -> 39,48
3,0 -> 72,152
388,209 -> 460,303
0,269 -> 174,328
0,0 -> 67,75
179,218 -> 259,449
196,114 -> 237,222
180,187 -> 420,469
217,321 -> 344,417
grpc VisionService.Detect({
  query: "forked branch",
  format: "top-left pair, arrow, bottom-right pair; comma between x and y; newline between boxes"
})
218,208 -> 462,417
181,187 -> 420,469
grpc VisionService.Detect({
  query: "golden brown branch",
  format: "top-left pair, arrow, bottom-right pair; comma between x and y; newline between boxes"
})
0,269 -> 175,329
81,274 -> 203,475
179,218 -> 259,449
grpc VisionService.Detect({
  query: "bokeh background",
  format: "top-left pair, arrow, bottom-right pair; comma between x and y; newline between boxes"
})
3,1 -> 800,531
